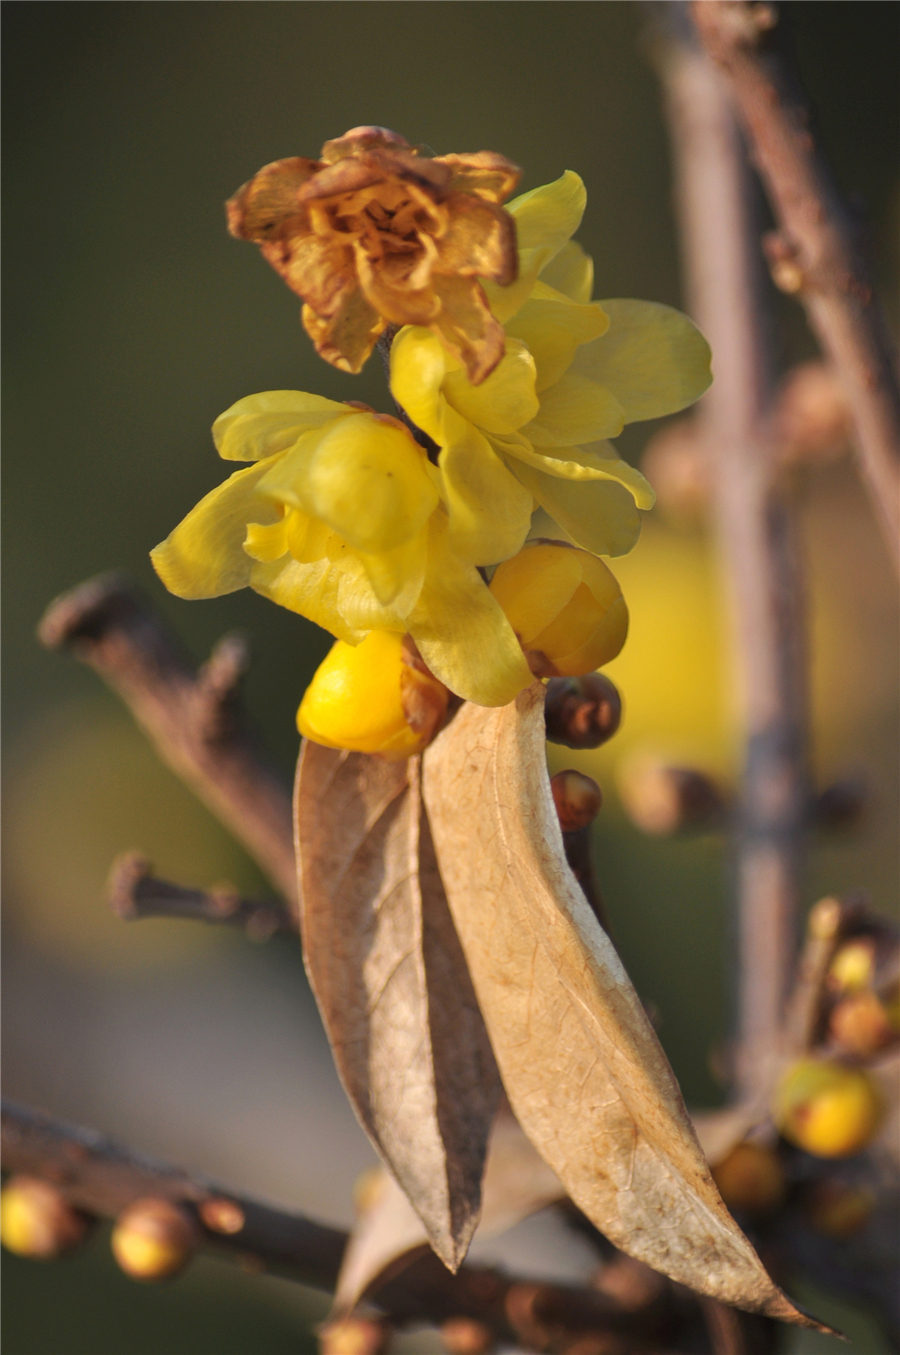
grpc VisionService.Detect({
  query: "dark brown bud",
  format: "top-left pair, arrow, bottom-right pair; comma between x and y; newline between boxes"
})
551,771 -> 603,832
804,1179 -> 875,1239
111,1198 -> 199,1281
813,777 -> 867,831
544,674 -> 622,750
619,756 -> 726,835
711,1142 -> 786,1215
319,1316 -> 390,1355
440,1318 -> 494,1353
0,1177 -> 91,1259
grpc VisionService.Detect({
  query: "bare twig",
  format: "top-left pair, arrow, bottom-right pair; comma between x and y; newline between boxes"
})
692,0 -> 900,573
1,1102 -> 673,1352
700,1297 -> 749,1355
108,852 -> 296,941
654,11 -> 809,1099
38,574 -> 298,910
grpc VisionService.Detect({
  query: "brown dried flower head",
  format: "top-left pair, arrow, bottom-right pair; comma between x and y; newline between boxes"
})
227,126 -> 521,383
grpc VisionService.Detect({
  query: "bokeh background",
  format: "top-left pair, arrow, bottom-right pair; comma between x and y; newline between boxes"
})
3,3 -> 897,1352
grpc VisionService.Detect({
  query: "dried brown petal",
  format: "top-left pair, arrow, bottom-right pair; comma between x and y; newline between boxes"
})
422,686 -> 829,1329
295,744 -> 500,1272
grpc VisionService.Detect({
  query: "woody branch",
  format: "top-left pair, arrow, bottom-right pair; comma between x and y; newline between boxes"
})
692,0 -> 900,574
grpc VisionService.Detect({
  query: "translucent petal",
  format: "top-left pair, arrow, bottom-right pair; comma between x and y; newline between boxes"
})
442,338 -> 539,434
488,543 -> 584,644
389,326 -> 448,444
357,529 -> 428,613
258,413 -> 438,554
483,172 -> 587,323
243,517 -> 288,562
505,287 -> 608,392
507,459 -> 642,558
150,455 -> 283,599
495,433 -> 655,508
438,409 -> 534,565
213,391 -> 352,461
407,518 -> 533,707
522,370 -> 626,445
571,299 -> 712,423
539,240 -> 594,304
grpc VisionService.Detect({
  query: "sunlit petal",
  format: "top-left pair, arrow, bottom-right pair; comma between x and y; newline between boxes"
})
521,370 -> 626,445
442,338 -> 539,434
538,240 -> 594,304
213,391 -> 352,461
439,409 -> 534,564
508,459 -> 642,558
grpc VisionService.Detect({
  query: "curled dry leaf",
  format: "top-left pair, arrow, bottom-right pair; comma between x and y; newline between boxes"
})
335,1107 -> 564,1313
422,685 -> 829,1329
295,743 -> 500,1272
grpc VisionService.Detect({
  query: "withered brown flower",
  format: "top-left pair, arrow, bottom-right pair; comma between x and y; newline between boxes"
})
227,127 -> 521,384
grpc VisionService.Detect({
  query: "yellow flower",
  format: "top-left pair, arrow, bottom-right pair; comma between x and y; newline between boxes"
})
151,392 -> 533,707
297,630 -> 449,760
389,172 -> 712,566
227,127 -> 521,383
489,541 -> 628,676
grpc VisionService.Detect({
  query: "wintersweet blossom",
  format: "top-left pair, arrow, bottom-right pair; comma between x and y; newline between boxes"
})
389,172 -> 712,566
227,127 -> 521,383
150,393 -> 533,707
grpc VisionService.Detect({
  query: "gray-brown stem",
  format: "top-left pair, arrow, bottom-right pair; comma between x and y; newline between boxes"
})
38,574 -> 298,911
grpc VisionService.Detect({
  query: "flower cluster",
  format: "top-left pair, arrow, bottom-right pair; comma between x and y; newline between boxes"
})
152,132 -> 712,754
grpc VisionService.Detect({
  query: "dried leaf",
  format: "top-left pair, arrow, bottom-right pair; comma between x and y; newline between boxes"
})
422,686 -> 828,1328
335,1106 -> 564,1312
295,743 -> 500,1271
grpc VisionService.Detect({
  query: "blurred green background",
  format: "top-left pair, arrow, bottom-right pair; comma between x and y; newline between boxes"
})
3,3 -> 897,1352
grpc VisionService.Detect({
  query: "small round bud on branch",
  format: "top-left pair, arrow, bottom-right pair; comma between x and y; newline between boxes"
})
774,362 -> 851,469
199,1197 -> 245,1235
319,1316 -> 390,1355
618,757 -> 726,835
111,1198 -> 199,1281
544,675 -> 622,750
772,1060 -> 885,1159
711,1142 -> 786,1215
440,1317 -> 494,1354
803,1179 -> 875,1240
0,1177 -> 91,1260
551,771 -> 603,833
828,989 -> 899,1058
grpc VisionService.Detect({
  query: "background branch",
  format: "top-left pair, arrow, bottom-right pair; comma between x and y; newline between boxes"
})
2,1101 -> 679,1354
692,0 -> 900,573
107,852 -> 296,940
654,8 -> 809,1100
38,574 -> 298,910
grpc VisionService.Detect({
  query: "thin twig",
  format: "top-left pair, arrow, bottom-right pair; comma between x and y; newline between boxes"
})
654,10 -> 809,1100
700,1297 -> 749,1355
38,574 -> 298,910
1,1102 -> 670,1352
108,852 -> 296,941
692,0 -> 900,573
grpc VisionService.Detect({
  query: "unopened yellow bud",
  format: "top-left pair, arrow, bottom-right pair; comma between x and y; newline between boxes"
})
1,1177 -> 90,1259
773,1060 -> 884,1159
829,989 -> 899,1058
111,1198 -> 198,1281
827,938 -> 876,995
298,630 -> 449,760
489,541 -> 627,678
711,1142 -> 786,1215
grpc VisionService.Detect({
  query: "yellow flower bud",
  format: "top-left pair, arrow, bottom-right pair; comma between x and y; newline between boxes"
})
297,630 -> 449,760
1,1177 -> 90,1260
827,938 -> 876,995
773,1060 -> 884,1159
488,541 -> 627,677
111,1198 -> 198,1282
711,1142 -> 786,1215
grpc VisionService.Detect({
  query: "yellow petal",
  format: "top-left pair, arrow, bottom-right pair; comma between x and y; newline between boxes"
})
407,518 -> 533,707
522,370 -> 625,445
483,172 -> 587,323
495,433 -> 655,509
213,391 -> 353,461
389,326 -> 448,444
539,240 -> 594,305
442,338 -> 539,435
243,517 -> 289,562
150,455 -> 283,599
571,299 -> 712,423
438,409 -> 534,565
504,286 -> 608,392
488,540 -> 583,644
357,530 -> 428,613
258,413 -> 438,555
508,460 -> 642,558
